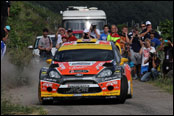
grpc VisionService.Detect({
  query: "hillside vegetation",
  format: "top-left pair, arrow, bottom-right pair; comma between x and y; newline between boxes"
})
2,1 -> 62,114
31,1 -> 173,28
7,1 -> 61,68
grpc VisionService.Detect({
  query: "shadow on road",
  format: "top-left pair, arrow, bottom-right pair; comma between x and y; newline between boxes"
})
37,98 -> 126,106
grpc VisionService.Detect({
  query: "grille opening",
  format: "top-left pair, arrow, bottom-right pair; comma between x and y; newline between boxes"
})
58,87 -> 102,94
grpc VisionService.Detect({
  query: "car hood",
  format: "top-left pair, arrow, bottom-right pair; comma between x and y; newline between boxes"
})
55,61 -> 113,75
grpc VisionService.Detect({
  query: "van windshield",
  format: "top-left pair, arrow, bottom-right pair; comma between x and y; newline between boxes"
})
64,19 -> 106,31
34,36 -> 57,49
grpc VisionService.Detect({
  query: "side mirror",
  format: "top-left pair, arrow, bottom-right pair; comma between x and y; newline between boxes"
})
120,58 -> 128,65
115,43 -> 122,54
28,45 -> 33,49
46,59 -> 52,64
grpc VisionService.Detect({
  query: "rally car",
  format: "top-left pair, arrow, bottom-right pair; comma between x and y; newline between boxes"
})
38,39 -> 133,104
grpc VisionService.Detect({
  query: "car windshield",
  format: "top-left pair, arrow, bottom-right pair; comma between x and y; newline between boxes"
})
54,49 -> 114,62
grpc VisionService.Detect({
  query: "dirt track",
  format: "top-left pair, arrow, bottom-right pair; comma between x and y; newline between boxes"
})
4,79 -> 173,115
1,56 -> 173,115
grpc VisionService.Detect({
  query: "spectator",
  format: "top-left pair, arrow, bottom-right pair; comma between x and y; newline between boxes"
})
99,25 -> 109,41
140,21 -> 162,41
107,25 -> 120,44
120,26 -> 130,49
140,23 -> 146,32
83,29 -> 90,39
62,35 -> 68,43
159,37 -> 173,76
139,38 -> 156,75
67,29 -> 77,41
141,52 -> 161,82
89,24 -> 100,39
1,25 -> 10,59
55,27 -> 66,49
140,23 -> 146,41
122,43 -> 136,78
129,28 -> 143,79
38,28 -> 53,60
1,1 -> 11,31
150,31 -> 161,48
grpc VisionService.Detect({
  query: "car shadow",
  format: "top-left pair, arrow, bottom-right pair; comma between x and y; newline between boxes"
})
36,98 -> 125,106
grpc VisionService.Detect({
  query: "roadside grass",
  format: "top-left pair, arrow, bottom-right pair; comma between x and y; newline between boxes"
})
1,98 -> 47,115
148,75 -> 173,94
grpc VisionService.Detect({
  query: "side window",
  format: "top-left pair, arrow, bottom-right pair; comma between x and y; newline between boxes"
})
51,37 -> 57,47
34,38 -> 40,49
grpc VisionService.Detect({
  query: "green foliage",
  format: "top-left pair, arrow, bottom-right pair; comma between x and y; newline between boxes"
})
31,1 -> 173,28
6,1 -> 61,68
159,19 -> 173,42
1,99 -> 47,115
149,76 -> 173,94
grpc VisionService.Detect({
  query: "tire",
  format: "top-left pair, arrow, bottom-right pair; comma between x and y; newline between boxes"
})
117,76 -> 128,104
38,82 -> 53,105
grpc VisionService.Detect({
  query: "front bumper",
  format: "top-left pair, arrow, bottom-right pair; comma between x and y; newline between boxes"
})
40,76 -> 121,98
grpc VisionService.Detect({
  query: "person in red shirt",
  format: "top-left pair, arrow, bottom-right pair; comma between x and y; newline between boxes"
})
107,25 -> 120,44
67,29 -> 77,42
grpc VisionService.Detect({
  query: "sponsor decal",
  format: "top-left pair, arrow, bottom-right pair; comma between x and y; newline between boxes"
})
75,73 -> 84,77
106,81 -> 118,86
59,63 -> 65,70
96,62 -> 104,70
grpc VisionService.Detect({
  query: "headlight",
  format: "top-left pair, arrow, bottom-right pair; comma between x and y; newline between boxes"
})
49,70 -> 61,78
97,69 -> 112,78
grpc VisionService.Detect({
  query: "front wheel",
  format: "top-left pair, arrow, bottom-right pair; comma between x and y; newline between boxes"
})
117,76 -> 128,104
38,82 -> 53,105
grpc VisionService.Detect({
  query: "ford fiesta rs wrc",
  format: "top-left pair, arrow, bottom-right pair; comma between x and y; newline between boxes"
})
38,39 -> 133,104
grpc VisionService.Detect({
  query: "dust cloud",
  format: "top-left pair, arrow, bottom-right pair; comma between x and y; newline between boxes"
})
1,55 -> 47,91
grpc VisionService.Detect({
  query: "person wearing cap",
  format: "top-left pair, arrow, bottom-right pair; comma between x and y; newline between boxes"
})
1,25 -> 10,59
140,21 -> 161,41
62,35 -> 68,43
67,29 -> 77,42
107,24 -> 120,44
89,24 -> 100,39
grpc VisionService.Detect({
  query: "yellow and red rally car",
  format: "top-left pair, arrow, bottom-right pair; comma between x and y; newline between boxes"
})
38,39 -> 133,104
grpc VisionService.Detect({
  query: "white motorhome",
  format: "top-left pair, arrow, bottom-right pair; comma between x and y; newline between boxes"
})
61,6 -> 107,33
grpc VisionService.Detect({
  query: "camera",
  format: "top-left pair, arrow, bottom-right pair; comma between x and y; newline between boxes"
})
92,24 -> 96,30
150,52 -> 156,58
84,33 -> 89,39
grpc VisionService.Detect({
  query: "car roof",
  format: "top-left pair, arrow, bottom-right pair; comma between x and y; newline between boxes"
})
59,39 -> 112,51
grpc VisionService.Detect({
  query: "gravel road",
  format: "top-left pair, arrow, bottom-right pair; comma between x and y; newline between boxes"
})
4,79 -> 173,115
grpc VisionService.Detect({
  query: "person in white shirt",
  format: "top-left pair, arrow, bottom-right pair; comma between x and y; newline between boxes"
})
89,24 -> 100,39
139,38 -> 156,75
55,27 -> 66,49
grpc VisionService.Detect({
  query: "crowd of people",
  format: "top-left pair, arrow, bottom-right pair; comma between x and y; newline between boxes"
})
0,1 -> 173,82
38,21 -> 173,82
